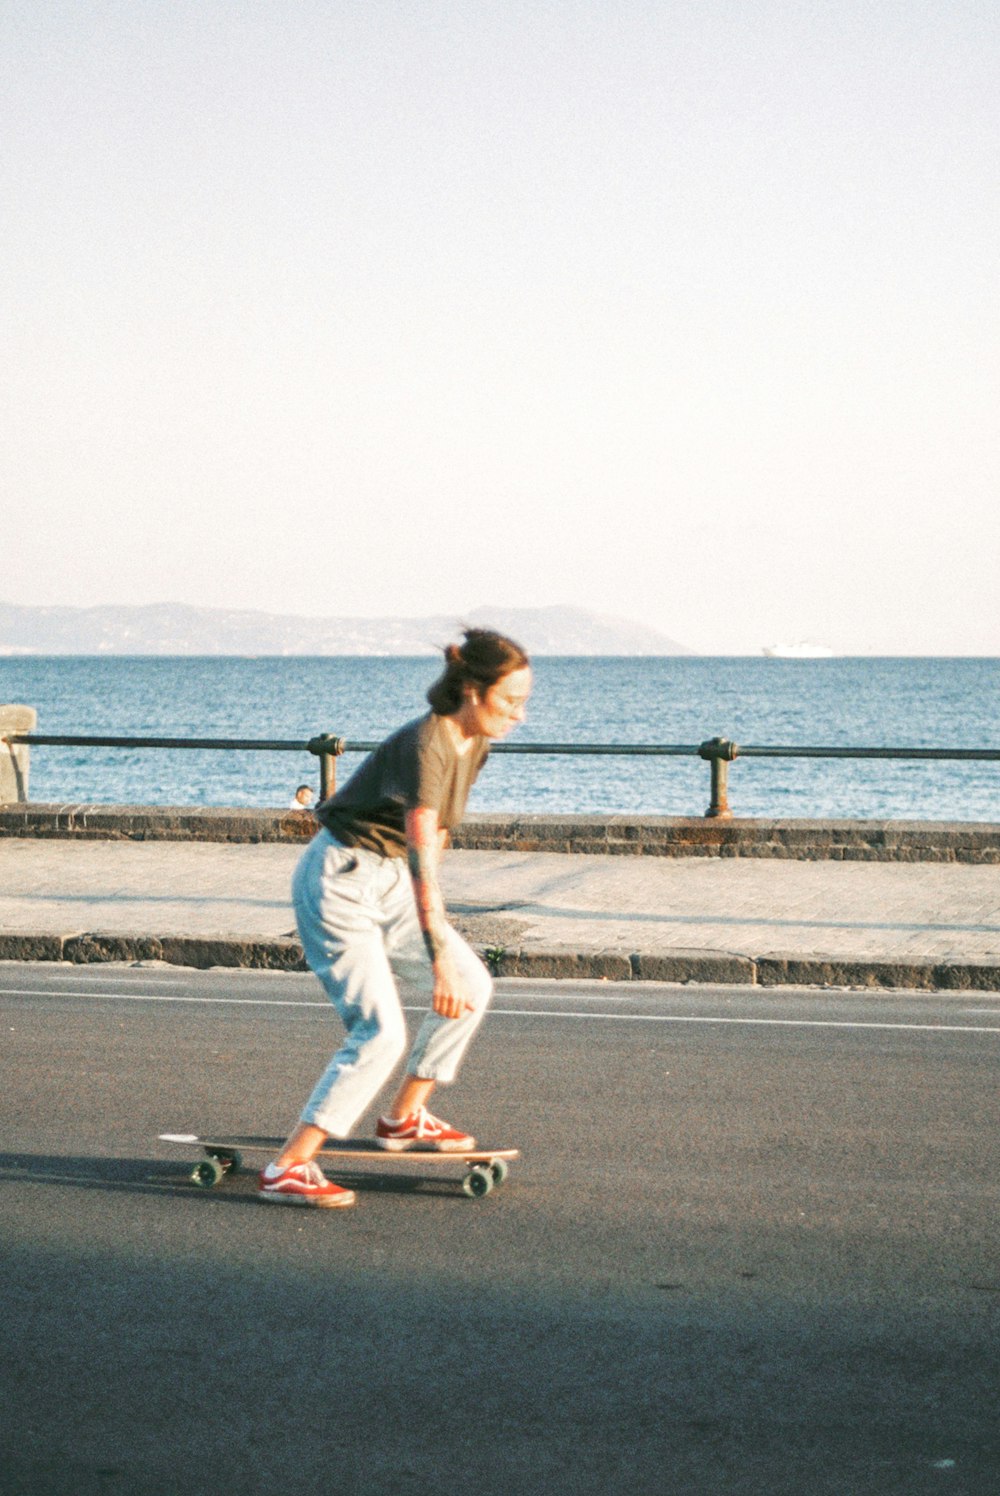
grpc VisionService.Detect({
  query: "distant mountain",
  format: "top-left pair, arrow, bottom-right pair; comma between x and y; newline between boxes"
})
0,601 -> 692,657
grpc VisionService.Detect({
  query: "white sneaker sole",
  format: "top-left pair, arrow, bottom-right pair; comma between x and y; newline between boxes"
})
258,1188 -> 356,1208
375,1136 -> 475,1153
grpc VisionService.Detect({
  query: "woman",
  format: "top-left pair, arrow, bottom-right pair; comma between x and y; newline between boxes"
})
260,628 -> 532,1207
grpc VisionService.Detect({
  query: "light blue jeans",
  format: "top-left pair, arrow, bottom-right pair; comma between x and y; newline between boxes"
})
291,829 -> 493,1137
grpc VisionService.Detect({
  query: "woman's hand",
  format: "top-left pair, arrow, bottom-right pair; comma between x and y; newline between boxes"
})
431,952 -> 475,1019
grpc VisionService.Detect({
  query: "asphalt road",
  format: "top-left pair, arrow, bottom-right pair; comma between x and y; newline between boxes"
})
2,963 -> 999,1496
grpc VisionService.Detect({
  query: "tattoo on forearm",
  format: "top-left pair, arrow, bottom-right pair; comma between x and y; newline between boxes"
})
406,808 -> 449,964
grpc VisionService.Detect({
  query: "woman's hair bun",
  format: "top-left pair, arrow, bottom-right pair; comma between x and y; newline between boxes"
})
426,627 -> 529,715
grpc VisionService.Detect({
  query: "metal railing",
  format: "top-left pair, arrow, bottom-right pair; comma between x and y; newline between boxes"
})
5,729 -> 999,817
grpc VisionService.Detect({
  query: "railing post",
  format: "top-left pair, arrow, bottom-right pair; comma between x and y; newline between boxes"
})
698,737 -> 738,819
307,734 -> 347,801
0,705 -> 36,804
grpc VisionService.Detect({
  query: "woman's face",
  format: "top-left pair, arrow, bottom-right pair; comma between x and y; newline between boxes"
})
467,665 -> 532,739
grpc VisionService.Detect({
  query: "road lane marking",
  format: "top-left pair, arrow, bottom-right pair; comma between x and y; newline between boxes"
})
2,987 -> 1000,1034
491,1009 -> 1000,1034
0,988 -> 328,1008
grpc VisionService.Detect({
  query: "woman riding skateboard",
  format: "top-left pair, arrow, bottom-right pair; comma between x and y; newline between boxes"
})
260,628 -> 532,1206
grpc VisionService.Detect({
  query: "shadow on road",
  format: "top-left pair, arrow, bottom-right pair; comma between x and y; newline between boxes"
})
2,1217 -> 998,1496
0,1151 -> 469,1202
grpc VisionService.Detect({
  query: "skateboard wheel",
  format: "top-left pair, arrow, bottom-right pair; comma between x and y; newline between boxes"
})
489,1158 -> 510,1187
211,1148 -> 242,1175
462,1165 -> 494,1199
191,1158 -> 225,1189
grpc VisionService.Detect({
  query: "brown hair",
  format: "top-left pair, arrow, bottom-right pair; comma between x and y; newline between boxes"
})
426,628 -> 530,715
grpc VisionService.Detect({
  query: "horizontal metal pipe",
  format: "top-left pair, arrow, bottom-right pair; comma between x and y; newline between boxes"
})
6,734 -> 1000,762
488,742 -> 700,756
738,746 -> 1000,761
10,735 -> 314,752
8,734 -> 702,756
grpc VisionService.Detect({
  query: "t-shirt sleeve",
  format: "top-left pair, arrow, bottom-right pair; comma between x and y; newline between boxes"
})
412,723 -> 450,813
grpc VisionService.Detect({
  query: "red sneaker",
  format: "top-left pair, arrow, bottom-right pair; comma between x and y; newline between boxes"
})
258,1160 -> 356,1208
375,1107 -> 475,1153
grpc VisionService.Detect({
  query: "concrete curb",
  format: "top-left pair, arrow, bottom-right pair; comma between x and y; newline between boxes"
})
2,930 -> 998,991
0,931 -> 307,971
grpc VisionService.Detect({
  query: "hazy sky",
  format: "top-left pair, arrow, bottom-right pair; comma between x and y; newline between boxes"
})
4,1 -> 998,654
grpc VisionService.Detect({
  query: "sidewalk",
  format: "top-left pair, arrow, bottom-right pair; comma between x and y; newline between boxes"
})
2,836 -> 998,990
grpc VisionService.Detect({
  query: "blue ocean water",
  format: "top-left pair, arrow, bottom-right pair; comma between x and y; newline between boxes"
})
3,656 -> 998,821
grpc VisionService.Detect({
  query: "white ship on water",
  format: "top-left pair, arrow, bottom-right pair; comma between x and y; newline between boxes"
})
762,641 -> 836,659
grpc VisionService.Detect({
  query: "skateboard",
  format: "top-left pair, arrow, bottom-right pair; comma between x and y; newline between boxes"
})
159,1133 -> 519,1199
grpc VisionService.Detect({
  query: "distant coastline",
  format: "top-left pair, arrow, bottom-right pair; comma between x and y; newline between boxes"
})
4,603 -> 995,659
0,601 -> 692,658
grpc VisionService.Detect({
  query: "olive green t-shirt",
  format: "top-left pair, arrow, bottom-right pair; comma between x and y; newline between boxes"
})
315,712 -> 490,859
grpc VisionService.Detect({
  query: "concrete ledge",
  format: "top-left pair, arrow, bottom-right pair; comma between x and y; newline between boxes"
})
63,933 -> 166,966
0,706 -> 34,802
0,804 -> 318,843
932,958 -> 1000,991
629,950 -> 757,985
757,954 -> 940,991
0,932 -> 67,962
155,936 -> 306,971
756,953 -> 1000,992
0,931 -> 309,971
3,930 -> 998,990
487,948 -> 634,981
2,804 -> 999,862
455,813 -> 1000,862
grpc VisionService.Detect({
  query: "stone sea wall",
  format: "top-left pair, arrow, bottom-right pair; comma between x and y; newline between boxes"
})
1,804 -> 997,862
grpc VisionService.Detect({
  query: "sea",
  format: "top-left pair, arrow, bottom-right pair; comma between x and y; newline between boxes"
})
3,656 -> 998,822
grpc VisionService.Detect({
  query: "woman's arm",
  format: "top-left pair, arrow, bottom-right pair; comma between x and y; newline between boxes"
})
405,805 -> 473,1018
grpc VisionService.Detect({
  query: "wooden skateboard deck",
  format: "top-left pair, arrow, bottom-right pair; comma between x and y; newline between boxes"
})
159,1133 -> 519,1198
